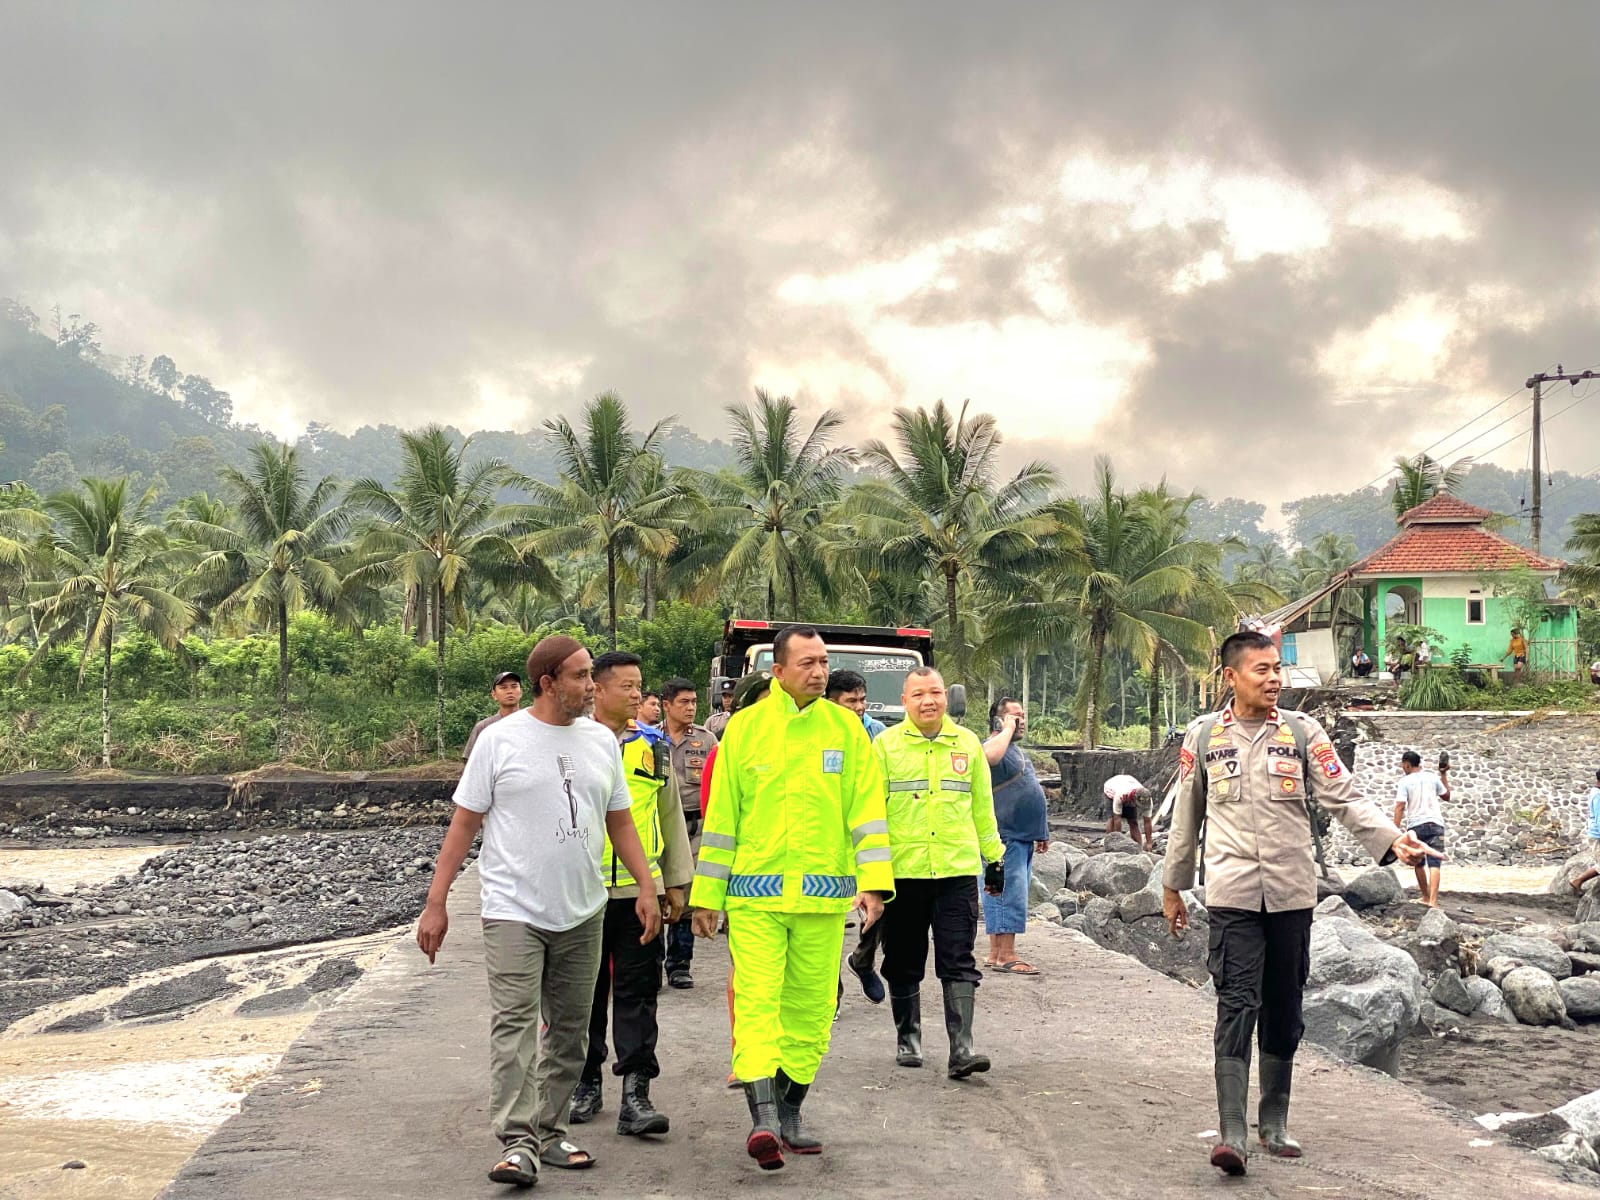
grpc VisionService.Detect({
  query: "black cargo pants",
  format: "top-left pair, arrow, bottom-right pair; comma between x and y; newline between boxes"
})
880,876 -> 983,990
584,896 -> 664,1080
1206,905 -> 1313,1061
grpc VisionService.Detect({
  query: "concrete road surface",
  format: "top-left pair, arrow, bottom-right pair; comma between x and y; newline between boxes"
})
161,872 -> 1591,1200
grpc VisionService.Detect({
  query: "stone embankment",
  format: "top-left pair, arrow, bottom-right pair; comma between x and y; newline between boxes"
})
0,828 -> 449,1030
1329,710 -> 1600,866
0,770 -> 457,838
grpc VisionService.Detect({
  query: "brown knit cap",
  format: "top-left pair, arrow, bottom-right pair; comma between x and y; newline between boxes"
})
525,635 -> 588,694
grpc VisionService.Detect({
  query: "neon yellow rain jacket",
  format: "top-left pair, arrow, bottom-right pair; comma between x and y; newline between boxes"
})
690,687 -> 893,912
875,716 -> 1003,878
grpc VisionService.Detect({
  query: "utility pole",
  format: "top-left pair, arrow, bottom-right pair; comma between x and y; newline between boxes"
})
1524,365 -> 1600,553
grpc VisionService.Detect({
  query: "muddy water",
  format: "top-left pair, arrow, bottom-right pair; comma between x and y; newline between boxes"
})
0,846 -> 177,893
1402,864 -> 1555,894
0,844 -> 401,1200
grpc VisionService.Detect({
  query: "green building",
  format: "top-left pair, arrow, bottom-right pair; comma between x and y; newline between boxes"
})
1349,494 -> 1578,676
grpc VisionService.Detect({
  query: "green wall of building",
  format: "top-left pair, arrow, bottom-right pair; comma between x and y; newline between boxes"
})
1364,573 -> 1577,672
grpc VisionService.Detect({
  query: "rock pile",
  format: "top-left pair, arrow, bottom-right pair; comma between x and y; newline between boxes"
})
0,828 -> 448,1030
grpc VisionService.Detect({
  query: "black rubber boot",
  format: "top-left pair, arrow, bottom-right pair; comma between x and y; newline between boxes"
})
1258,1054 -> 1303,1157
942,981 -> 991,1080
775,1069 -> 822,1154
569,1075 -> 601,1124
1210,1056 -> 1251,1176
616,1072 -> 669,1136
890,990 -> 923,1068
742,1078 -> 784,1171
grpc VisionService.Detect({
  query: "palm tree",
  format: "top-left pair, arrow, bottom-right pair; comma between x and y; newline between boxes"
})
995,459 -> 1236,747
347,426 -> 552,756
509,393 -> 690,648
706,391 -> 856,619
844,400 -> 1059,682
1235,539 -> 1293,591
1391,453 -> 1473,519
0,484 -> 49,625
169,442 -> 354,723
1563,513 -> 1600,600
17,478 -> 193,766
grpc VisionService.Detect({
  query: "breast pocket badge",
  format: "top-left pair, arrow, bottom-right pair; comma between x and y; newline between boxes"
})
822,749 -> 844,774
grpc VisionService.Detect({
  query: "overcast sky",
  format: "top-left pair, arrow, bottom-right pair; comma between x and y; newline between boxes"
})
3,2 -> 1600,514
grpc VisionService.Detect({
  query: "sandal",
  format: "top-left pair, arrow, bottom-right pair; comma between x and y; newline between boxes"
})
539,1140 -> 596,1169
488,1149 -> 538,1187
992,960 -> 1041,976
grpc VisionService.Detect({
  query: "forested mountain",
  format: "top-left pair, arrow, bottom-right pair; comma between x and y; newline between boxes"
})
2,301 -> 1597,559
0,305 -> 737,500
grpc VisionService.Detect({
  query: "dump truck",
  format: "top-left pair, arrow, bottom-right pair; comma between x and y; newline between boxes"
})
710,619 -> 958,726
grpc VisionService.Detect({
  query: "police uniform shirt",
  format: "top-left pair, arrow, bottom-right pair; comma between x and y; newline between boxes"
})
666,723 -> 717,815
1162,704 -> 1402,912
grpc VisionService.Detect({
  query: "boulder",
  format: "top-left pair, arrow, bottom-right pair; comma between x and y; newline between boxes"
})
1316,869 -> 1347,901
1343,866 -> 1402,911
1032,842 -> 1072,894
1076,912 -> 1211,986
1546,853 -> 1595,895
1116,885 -> 1165,924
1313,895 -> 1359,923
1534,1134 -> 1600,1174
1101,833 -> 1143,855
1429,969 -> 1474,1016
0,889 -> 26,916
1569,952 -> 1600,976
1481,933 -> 1572,981
1028,873 -> 1053,906
1558,976 -> 1600,1021
1553,1088 -> 1600,1144
1462,976 -> 1514,1022
1580,890 -> 1600,925
1030,902 -> 1063,927
1052,890 -> 1080,920
1074,853 -> 1155,899
1301,917 -> 1423,1075
1563,923 -> 1600,955
1393,916 -> 1461,981
1059,845 -> 1090,885
1079,897 -> 1118,938
1500,966 -> 1570,1027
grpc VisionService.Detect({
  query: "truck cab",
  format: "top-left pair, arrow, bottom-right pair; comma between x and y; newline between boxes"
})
711,620 -> 938,727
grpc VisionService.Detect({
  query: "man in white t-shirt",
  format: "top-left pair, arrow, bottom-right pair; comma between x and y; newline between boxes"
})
1393,750 -> 1451,907
416,635 -> 660,1188
1103,773 -> 1153,849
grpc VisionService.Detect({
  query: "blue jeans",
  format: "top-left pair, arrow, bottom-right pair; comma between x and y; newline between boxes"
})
665,918 -> 695,972
980,839 -> 1034,935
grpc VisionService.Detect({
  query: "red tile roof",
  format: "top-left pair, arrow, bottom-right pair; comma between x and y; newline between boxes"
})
1395,494 -> 1493,525
1351,525 -> 1563,577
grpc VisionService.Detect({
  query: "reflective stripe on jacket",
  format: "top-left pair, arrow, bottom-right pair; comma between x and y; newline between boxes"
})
875,716 -> 1003,878
689,687 -> 892,913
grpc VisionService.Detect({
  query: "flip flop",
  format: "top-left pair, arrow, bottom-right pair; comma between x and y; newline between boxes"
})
992,960 -> 1040,976
488,1149 -> 538,1187
539,1140 -> 596,1169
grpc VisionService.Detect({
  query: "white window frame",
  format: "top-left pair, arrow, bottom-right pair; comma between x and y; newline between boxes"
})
1465,589 -> 1485,626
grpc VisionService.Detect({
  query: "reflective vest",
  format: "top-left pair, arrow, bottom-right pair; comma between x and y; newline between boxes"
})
690,687 -> 894,913
875,716 -> 1003,878
602,721 -> 669,889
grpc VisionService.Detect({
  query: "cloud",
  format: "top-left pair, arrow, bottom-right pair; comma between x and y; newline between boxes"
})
2,2 -> 1599,521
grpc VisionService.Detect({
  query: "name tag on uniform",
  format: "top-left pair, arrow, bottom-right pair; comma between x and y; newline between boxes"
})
822,750 -> 844,774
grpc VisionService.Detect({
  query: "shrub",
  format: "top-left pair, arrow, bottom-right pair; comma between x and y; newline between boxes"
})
1399,668 -> 1468,711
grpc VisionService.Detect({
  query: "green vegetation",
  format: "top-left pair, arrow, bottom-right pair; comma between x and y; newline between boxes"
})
2,300 -> 1598,771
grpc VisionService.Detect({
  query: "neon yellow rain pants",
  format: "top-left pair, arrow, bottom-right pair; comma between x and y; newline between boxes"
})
726,909 -> 847,1085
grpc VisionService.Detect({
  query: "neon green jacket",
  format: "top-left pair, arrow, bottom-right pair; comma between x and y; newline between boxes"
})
690,687 -> 893,913
875,716 -> 1003,878
601,722 -> 692,896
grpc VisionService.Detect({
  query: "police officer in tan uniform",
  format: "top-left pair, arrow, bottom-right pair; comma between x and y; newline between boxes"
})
1162,630 -> 1432,1177
660,677 -> 717,989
